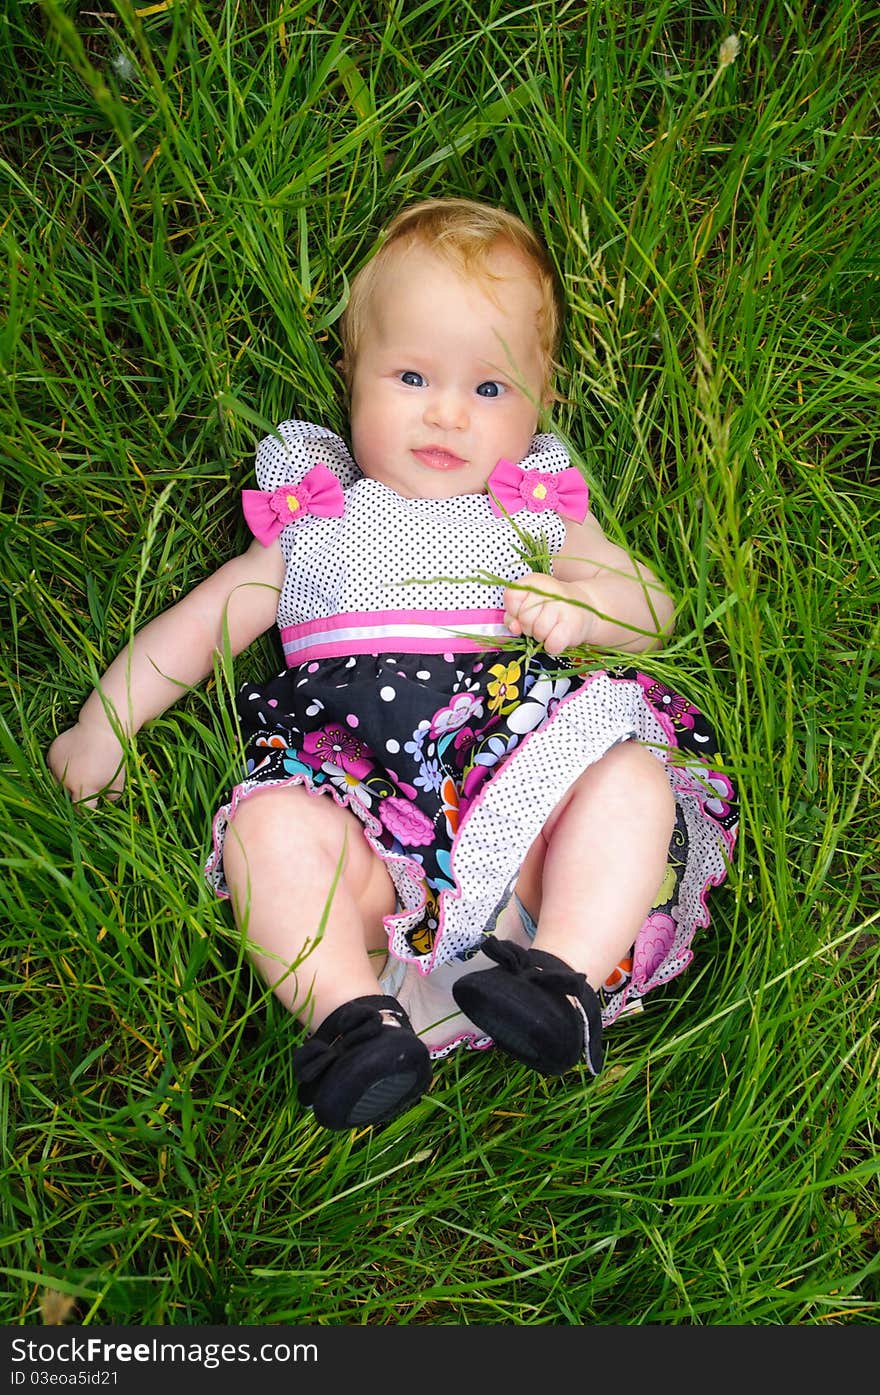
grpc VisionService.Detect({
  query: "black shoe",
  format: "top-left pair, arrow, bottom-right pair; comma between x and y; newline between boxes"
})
292,995 -> 432,1129
451,940 -> 604,1076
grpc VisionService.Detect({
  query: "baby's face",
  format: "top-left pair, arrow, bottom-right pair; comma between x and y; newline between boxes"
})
348,240 -> 546,499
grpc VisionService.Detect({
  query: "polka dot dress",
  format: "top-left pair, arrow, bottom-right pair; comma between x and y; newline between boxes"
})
206,421 -> 738,1054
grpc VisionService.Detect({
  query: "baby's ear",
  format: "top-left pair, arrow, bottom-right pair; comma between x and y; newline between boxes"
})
335,359 -> 353,402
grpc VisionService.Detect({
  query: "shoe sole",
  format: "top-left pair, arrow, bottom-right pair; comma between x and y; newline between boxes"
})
452,987 -> 580,1076
346,1069 -> 425,1126
461,1010 -> 549,1072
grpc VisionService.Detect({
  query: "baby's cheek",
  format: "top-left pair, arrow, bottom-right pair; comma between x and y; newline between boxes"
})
349,388 -> 389,473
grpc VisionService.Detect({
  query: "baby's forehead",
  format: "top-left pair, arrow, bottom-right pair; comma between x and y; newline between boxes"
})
369,238 -> 542,329
382,235 -> 535,289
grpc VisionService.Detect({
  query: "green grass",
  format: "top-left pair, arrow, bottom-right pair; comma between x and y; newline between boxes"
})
1,0 -> 878,1325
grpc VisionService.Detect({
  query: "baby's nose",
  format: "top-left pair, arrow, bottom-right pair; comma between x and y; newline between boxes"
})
425,389 -> 468,430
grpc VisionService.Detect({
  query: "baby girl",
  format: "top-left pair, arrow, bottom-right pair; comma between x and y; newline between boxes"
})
50,197 -> 737,1131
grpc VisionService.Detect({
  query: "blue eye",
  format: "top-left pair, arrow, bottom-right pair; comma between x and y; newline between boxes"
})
400,371 -> 426,387
476,381 -> 504,398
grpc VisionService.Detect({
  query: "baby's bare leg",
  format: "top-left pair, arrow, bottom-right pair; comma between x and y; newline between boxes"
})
517,740 -> 675,986
222,786 -> 396,1030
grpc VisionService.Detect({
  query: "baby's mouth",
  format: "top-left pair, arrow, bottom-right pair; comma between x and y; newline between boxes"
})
412,446 -> 467,471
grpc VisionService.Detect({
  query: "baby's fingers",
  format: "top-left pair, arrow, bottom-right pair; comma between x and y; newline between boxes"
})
531,606 -> 571,655
503,587 -> 528,637
510,599 -> 577,656
504,576 -> 551,629
538,615 -> 572,656
48,729 -> 126,807
510,597 -> 551,646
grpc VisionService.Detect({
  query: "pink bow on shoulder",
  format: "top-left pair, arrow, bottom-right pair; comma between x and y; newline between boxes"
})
487,458 -> 589,523
242,463 -> 345,545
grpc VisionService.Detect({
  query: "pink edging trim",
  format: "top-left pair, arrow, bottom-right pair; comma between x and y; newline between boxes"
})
427,1031 -> 493,1061
599,673 -> 738,1020
638,689 -> 737,860
280,606 -> 507,641
209,774 -> 425,916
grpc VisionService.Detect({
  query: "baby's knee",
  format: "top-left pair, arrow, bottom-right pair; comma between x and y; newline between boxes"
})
600,737 -> 668,781
585,740 -> 675,823
230,783 -> 335,843
227,784 -> 392,911
623,742 -> 676,827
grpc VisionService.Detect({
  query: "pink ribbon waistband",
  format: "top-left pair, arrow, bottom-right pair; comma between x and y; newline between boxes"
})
280,608 -> 509,666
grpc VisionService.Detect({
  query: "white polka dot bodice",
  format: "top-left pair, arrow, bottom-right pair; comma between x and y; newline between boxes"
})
252,420 -> 573,658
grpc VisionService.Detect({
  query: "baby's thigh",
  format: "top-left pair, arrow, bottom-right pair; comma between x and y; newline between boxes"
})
225,784 -> 395,918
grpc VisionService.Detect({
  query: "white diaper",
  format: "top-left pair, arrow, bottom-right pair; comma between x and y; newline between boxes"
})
377,893 -> 533,1057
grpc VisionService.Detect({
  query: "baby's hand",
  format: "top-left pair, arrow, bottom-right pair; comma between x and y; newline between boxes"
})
503,572 -> 594,657
48,722 -> 126,806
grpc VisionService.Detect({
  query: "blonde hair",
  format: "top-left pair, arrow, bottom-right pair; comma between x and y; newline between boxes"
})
338,197 -> 562,397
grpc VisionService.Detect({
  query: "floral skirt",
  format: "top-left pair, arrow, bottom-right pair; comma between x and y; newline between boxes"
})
206,647 -> 738,1052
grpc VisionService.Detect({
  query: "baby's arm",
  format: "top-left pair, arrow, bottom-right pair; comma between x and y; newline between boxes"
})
49,538 -> 285,802
503,513 -> 675,657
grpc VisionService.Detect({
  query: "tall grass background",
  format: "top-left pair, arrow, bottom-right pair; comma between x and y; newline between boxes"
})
1,0 -> 878,1325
